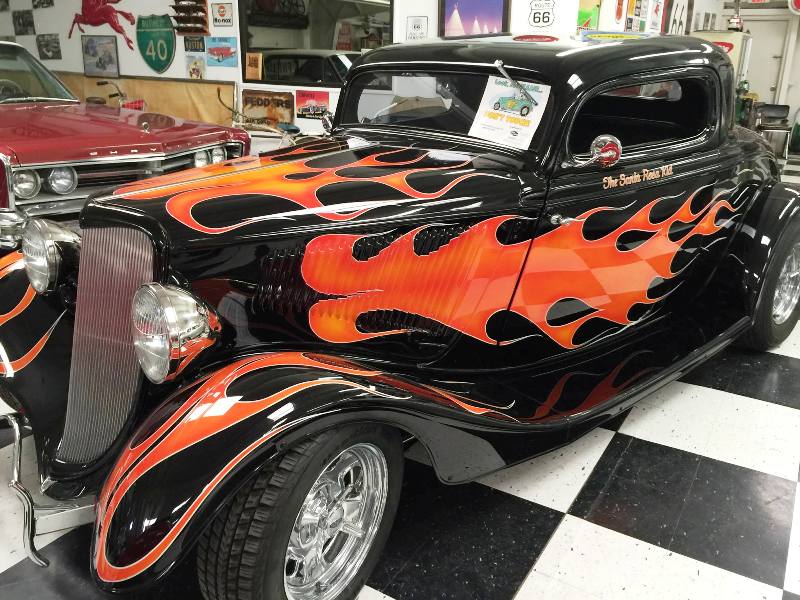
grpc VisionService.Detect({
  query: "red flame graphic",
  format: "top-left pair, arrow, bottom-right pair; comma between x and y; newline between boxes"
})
0,252 -> 35,328
302,215 -> 529,344
530,352 -> 658,421
302,188 -> 735,348
0,252 -> 52,376
114,148 -> 483,235
511,189 -> 735,348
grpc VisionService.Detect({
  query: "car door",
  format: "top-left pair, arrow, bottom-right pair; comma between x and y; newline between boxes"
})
504,69 -> 734,365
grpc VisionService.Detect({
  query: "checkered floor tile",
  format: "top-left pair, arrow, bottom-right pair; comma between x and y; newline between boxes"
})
3,191 -> 800,598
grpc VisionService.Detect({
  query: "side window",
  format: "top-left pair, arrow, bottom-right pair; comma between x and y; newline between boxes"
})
568,77 -> 714,155
263,57 -> 325,84
323,60 -> 341,86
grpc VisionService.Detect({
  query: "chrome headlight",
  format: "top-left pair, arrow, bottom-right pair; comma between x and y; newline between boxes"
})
21,219 -> 80,294
193,150 -> 210,168
47,167 -> 78,195
132,284 -> 221,384
210,146 -> 226,164
12,170 -> 41,200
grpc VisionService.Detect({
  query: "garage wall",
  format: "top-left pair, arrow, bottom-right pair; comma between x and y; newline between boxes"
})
0,0 -> 243,124
392,0 -> 723,42
393,0 -> 582,41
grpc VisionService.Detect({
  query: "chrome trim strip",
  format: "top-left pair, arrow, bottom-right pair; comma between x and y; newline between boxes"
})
1,414 -> 48,567
0,413 -> 97,568
13,141 -> 244,170
0,152 -> 16,211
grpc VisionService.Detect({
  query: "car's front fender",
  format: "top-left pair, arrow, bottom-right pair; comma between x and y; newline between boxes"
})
91,350 -> 560,592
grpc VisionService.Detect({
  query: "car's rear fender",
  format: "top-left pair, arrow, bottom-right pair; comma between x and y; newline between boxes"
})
91,350 -> 565,592
736,182 -> 800,315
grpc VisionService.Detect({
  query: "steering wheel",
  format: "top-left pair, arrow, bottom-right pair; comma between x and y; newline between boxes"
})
0,79 -> 26,100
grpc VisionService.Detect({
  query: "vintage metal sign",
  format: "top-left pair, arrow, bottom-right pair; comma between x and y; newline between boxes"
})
136,15 -> 176,74
241,90 -> 295,127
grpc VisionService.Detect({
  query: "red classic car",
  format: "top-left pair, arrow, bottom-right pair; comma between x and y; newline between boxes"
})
0,41 -> 250,250
208,45 -> 237,62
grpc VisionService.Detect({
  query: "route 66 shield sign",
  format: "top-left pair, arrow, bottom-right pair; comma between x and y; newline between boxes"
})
529,0 -> 555,28
137,15 -> 176,74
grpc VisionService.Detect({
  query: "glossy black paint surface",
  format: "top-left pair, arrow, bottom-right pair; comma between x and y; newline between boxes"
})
0,36 -> 796,591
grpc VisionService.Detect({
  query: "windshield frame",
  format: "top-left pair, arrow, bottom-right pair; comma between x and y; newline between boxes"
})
335,63 -> 555,158
0,43 -> 77,104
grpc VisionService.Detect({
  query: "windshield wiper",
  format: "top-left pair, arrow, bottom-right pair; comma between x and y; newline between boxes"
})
493,60 -> 537,107
0,96 -> 79,104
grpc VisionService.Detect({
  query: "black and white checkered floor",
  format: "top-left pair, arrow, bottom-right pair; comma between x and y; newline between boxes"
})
1,156 -> 800,600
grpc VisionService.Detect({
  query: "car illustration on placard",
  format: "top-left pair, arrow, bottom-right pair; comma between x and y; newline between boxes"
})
493,93 -> 533,116
1,35 -> 798,600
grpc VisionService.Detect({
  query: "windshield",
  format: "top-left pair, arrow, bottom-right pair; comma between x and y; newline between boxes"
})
340,70 -> 551,152
0,44 -> 75,103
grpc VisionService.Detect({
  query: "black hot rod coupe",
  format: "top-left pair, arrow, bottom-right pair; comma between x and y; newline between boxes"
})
0,36 -> 798,600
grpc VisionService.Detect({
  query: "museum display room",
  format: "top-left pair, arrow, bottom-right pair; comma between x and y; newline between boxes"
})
3,1 -> 800,600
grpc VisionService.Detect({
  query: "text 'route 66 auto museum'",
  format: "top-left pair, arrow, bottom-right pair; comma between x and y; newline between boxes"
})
4,1 -> 800,600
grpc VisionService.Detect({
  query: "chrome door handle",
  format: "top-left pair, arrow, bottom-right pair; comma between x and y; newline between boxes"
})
550,214 -> 576,226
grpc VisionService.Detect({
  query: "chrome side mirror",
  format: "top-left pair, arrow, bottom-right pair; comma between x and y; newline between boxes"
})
578,134 -> 622,169
321,111 -> 334,135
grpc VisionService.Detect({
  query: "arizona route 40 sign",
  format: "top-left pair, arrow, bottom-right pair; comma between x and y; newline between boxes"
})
137,15 -> 176,74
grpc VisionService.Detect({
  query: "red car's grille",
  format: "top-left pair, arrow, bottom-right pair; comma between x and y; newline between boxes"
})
57,227 -> 155,465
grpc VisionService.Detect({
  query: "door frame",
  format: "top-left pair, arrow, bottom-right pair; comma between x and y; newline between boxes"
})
722,8 -> 799,105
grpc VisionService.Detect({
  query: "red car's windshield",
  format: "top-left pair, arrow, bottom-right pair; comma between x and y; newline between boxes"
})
0,44 -> 76,104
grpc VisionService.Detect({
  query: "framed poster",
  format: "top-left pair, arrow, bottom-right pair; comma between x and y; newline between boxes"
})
36,33 -> 62,60
440,0 -> 509,39
82,35 -> 119,78
406,16 -> 429,41
296,90 -> 329,120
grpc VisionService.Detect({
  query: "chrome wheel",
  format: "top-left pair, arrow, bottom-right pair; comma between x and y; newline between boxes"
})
284,443 -> 388,600
773,242 -> 800,325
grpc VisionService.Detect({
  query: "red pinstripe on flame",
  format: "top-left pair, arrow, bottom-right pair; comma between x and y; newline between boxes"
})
0,252 -> 53,376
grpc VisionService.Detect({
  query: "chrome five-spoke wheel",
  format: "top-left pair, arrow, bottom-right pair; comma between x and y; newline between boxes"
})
773,242 -> 800,325
284,443 -> 388,600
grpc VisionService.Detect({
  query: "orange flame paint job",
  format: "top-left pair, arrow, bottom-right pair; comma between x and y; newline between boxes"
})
301,187 -> 736,349
0,252 -> 50,376
530,353 -> 658,421
0,252 -> 34,328
95,352 -> 384,582
511,189 -> 735,348
302,215 -> 529,344
95,351 -> 513,582
114,148 -> 483,235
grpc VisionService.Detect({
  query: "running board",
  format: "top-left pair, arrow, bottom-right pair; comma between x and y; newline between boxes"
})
2,414 -> 95,567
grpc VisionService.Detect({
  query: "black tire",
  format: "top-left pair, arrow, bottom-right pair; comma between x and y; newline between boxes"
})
741,218 -> 800,350
520,106 -> 530,116
197,425 -> 403,600
493,102 -> 501,110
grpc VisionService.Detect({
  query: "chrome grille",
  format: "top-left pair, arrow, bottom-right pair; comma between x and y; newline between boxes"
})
57,227 -> 155,464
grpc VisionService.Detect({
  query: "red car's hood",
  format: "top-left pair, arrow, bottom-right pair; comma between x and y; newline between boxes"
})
0,102 -> 238,166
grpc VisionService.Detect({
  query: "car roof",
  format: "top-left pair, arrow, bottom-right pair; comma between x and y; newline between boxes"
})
0,41 -> 23,48
355,35 -> 730,89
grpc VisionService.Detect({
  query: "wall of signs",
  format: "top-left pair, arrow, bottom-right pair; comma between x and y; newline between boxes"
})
0,0 -> 241,82
391,0 -> 720,42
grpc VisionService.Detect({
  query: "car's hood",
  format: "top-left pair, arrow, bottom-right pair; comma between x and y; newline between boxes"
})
84,135 -> 526,249
0,102 -> 237,165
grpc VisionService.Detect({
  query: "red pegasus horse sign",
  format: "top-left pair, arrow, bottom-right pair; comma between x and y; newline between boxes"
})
69,0 -> 136,50
791,0 -> 800,15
